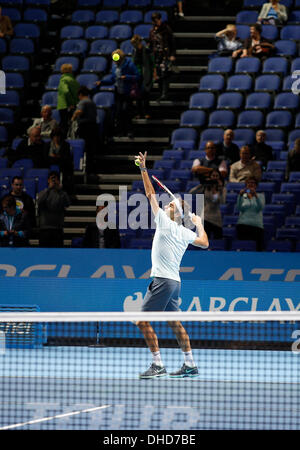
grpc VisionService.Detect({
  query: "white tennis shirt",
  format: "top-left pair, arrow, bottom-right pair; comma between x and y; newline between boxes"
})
150,208 -> 197,282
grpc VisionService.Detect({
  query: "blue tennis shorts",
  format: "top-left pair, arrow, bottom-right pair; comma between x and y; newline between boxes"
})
141,277 -> 181,312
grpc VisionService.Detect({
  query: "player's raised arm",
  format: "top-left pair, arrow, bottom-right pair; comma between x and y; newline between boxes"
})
135,151 -> 159,215
190,213 -> 209,249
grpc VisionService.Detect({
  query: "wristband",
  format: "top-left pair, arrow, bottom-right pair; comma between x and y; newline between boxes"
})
140,167 -> 147,172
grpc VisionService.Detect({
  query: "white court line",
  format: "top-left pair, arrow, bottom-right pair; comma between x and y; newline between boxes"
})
0,404 -> 111,430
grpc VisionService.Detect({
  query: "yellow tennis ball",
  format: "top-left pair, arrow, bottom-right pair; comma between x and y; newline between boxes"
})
135,159 -> 140,167
112,53 -> 120,62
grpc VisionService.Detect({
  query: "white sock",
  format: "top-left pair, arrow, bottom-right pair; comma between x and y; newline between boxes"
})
152,351 -> 163,367
184,351 -> 196,368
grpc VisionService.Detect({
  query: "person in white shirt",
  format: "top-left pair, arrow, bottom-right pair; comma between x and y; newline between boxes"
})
134,151 -> 209,379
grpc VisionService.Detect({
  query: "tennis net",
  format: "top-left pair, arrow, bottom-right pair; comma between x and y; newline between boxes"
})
0,311 -> 300,431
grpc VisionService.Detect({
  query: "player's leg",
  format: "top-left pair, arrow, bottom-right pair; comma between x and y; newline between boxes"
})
136,321 -> 167,379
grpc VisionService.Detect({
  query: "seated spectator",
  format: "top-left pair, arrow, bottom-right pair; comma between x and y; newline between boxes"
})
258,0 -> 288,26
232,24 -> 274,60
29,105 -> 59,139
83,199 -> 121,248
229,145 -> 262,183
215,24 -> 243,57
45,127 -> 74,195
11,126 -> 47,168
37,171 -> 71,248
189,169 -> 226,239
236,177 -> 265,251
192,141 -> 228,184
0,7 -> 13,39
285,137 -> 300,180
216,129 -> 240,165
0,194 -> 30,247
251,130 -> 273,170
57,63 -> 80,138
9,176 -> 36,228
71,86 -> 98,175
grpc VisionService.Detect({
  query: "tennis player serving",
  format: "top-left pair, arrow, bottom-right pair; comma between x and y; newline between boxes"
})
135,151 -> 209,379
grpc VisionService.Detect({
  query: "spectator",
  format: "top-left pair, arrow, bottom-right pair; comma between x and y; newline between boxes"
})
258,0 -> 288,25
285,138 -> 300,180
232,24 -> 274,60
0,194 -> 30,247
57,64 -> 80,137
192,141 -> 227,184
215,24 -> 243,57
176,1 -> 184,18
9,176 -> 36,228
29,105 -> 59,139
149,12 -> 176,101
189,169 -> 226,239
0,7 -> 13,39
229,145 -> 262,183
37,171 -> 71,248
11,126 -> 47,168
251,130 -> 273,170
131,34 -> 154,119
71,86 -> 98,174
45,127 -> 74,195
216,129 -> 240,165
83,199 -> 121,248
97,49 -> 140,137
236,177 -> 265,251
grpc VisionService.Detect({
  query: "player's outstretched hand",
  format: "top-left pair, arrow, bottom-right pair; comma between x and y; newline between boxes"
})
134,151 -> 147,169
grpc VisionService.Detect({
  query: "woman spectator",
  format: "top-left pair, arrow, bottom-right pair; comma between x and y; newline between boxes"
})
57,64 -> 80,137
232,24 -> 274,60
236,177 -> 265,251
0,195 -> 30,247
215,24 -> 243,57
131,34 -> 154,119
258,0 -> 288,25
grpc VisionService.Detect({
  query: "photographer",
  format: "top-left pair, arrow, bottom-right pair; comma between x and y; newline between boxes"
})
0,195 -> 30,247
236,177 -> 265,251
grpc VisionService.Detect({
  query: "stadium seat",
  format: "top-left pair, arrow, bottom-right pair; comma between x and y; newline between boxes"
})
67,139 -> 85,171
256,182 -> 276,202
14,23 -> 40,38
188,150 -> 206,160
237,110 -> 264,129
179,160 -> 193,170
89,39 -> 117,56
261,170 -> 284,184
12,158 -> 34,172
265,111 -> 292,129
226,74 -> 252,92
120,39 -> 134,55
267,161 -> 287,171
261,24 -> 278,41
170,169 -> 192,182
0,157 -> 8,168
235,57 -> 261,74
266,240 -> 293,252
288,11 -> 300,24
25,168 -> 49,192
95,10 -> 119,25
245,92 -> 272,110
0,167 -> 22,181
232,128 -> 255,145
2,7 -> 21,22
170,128 -> 198,149
0,39 -> 7,55
179,110 -> 206,128
41,91 -> 57,107
2,55 -> 30,72
85,25 -> 108,40
23,8 -> 47,22
199,74 -> 225,92
280,25 -> 300,41
189,92 -> 215,110
109,24 -> 132,40
274,92 -> 299,111
207,239 -> 227,251
71,10 -> 95,24
153,160 -> 176,178
162,149 -> 184,162
129,0 -> 151,7
129,238 -> 152,249
77,0 -> 101,6
208,110 -> 235,128
207,57 -> 233,74
274,40 -> 297,57
294,113 -> 300,128
283,75 -> 297,93
226,182 -> 245,193
144,10 -> 168,23
60,39 -> 88,56
217,92 -> 244,110
231,240 -> 256,251
288,129 -> 300,145
0,108 -> 14,125
262,57 -> 288,76
53,56 -> 79,73
120,10 -> 143,24
24,0 -> 51,6
10,38 -> 34,55
199,128 -> 224,146
0,91 -> 19,108
153,0 -> 176,6
0,126 -> 8,143
289,172 -> 300,182
236,24 -> 250,40
276,227 -> 300,240
81,56 -> 107,74
103,0 -> 126,7
254,74 -> 281,92
76,73 -> 99,89
60,26 -> 84,41
281,182 -> 300,202
93,92 -> 115,109
133,24 -> 152,39
271,193 -> 296,215
285,216 -> 300,227
45,74 -> 61,90
236,10 -> 258,23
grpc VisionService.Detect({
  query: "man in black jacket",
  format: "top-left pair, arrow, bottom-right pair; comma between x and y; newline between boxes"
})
0,195 -> 30,247
11,126 -> 47,168
251,130 -> 273,170
10,176 -> 36,228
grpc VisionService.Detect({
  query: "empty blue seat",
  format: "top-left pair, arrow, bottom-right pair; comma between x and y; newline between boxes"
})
85,25 -> 108,40
162,149 -> 184,162
0,91 -> 19,107
89,39 -> 117,55
235,57 -> 260,74
280,25 -> 300,41
236,10 -> 258,23
288,129 -> 300,145
274,92 -> 299,111
24,0 -> 51,6
71,10 -> 95,24
233,128 -> 255,145
276,227 -> 300,240
2,7 -> 21,22
262,57 -> 288,76
199,74 -> 225,92
133,24 -> 152,39
14,23 -> 40,38
285,216 -> 300,227
237,110 -> 264,128
217,92 -> 243,110
109,24 -> 132,40
171,128 -> 197,149
231,239 -> 256,251
266,111 -> 292,128
77,0 -> 101,6
226,74 -> 252,92
103,0 -> 126,7
261,24 -> 278,41
153,0 -> 176,6
236,24 -> 250,40
271,193 -> 296,215
10,38 -> 34,55
207,239 -> 227,251
0,108 -> 14,125
245,92 -> 272,110
199,128 -> 224,145
45,74 -> 60,90
41,91 -> 57,107
95,10 -> 119,24
60,25 -> 84,40
156,179 -> 182,193
25,168 -> 49,192
266,240 -> 292,252
274,40 -> 297,57
120,39 -> 134,56
255,74 -> 281,92
2,55 -> 30,72
0,39 -> 7,54
281,182 -> 300,202
12,158 -> 34,172
76,73 -> 99,89
81,56 -> 107,73
0,126 -> 8,143
67,139 -> 85,171
208,57 -> 233,74
289,172 -> 300,182
267,160 -> 286,171
180,110 -> 206,128
170,169 -> 192,182
0,167 -> 22,181
129,0 -> 151,7
0,158 -> 8,168
23,7 -> 47,22
60,39 -> 88,56
226,182 -> 245,193
179,160 -> 193,170
120,10 -> 143,24
261,171 -> 284,183
129,238 -> 152,249
208,110 -> 235,128
295,113 -> 300,128
144,10 -> 168,23
153,160 -> 176,178
288,11 -> 300,24
3,72 -> 24,90
188,150 -> 206,160
53,56 -> 79,73
93,92 -> 115,109
189,92 -> 215,110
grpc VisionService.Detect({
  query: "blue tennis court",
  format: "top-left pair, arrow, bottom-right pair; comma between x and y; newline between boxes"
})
1,345 -> 300,430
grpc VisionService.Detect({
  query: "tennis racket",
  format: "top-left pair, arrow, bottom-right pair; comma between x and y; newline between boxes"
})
151,175 -> 193,219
